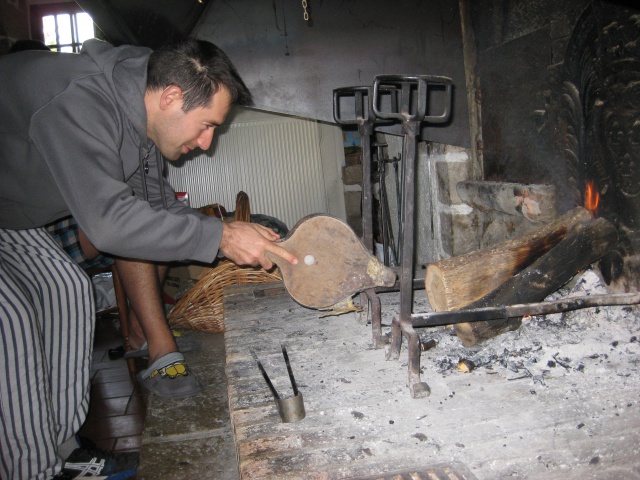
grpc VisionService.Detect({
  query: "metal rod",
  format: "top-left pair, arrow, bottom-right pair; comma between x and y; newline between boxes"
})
364,289 -> 384,348
371,75 -> 454,398
375,145 -> 397,266
332,85 -> 377,252
399,124 -> 419,325
393,156 -> 402,262
360,125 -> 374,252
281,344 -> 299,396
410,292 -> 640,328
251,349 -> 280,399
373,277 -> 424,293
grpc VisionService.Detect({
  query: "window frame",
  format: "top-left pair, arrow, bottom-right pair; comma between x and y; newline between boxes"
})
30,2 -> 94,53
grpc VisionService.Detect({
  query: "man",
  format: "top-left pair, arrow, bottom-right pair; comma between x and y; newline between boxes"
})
0,38 -> 296,480
10,38 -> 200,403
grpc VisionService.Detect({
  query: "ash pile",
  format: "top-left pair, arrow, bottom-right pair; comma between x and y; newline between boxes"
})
382,269 -> 640,389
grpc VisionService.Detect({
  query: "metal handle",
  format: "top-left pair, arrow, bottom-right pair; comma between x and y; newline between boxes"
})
372,74 -> 453,124
332,85 -> 373,126
333,85 -> 399,127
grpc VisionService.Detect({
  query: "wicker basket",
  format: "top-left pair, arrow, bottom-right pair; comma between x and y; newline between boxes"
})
167,259 -> 281,333
167,191 -> 281,333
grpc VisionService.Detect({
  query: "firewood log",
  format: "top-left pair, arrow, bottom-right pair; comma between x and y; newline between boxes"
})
454,216 -> 618,347
425,206 -> 593,312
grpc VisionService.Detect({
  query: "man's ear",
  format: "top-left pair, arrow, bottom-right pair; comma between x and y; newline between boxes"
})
159,85 -> 183,111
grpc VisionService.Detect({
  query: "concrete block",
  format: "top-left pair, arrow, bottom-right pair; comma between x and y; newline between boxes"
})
344,190 -> 362,238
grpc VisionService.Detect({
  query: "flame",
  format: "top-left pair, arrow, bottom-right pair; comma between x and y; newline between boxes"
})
584,180 -> 600,215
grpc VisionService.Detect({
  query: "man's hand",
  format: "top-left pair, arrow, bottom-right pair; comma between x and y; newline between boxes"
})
219,221 -> 298,270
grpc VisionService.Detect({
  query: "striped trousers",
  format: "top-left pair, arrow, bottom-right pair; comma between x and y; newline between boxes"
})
0,227 -> 94,480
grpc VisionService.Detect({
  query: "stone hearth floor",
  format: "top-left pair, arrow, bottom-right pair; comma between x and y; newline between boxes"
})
137,270 -> 640,479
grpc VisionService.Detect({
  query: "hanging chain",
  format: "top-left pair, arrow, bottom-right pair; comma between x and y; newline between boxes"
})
302,0 -> 309,21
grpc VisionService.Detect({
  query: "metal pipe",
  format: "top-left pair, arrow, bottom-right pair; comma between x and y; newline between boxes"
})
411,292 -> 640,328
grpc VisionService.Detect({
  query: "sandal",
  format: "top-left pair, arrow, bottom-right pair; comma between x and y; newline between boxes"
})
136,352 -> 203,399
124,331 -> 201,359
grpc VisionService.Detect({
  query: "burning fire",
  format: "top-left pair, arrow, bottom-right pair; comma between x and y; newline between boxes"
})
584,180 -> 600,215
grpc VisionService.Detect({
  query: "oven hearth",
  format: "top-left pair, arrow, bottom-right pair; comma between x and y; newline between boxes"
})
223,275 -> 640,480
415,269 -> 639,382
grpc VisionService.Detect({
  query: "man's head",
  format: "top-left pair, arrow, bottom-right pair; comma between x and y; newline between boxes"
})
145,39 -> 252,160
147,38 -> 252,112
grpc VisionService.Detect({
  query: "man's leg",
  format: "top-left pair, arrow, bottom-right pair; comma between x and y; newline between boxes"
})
114,259 -> 201,398
0,227 -> 93,479
77,223 -> 176,360
114,259 -> 176,364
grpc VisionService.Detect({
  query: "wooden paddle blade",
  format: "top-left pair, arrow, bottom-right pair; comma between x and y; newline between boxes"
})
266,214 -> 396,310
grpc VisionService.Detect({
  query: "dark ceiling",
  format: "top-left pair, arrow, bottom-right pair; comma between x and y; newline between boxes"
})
75,0 -> 472,147
76,0 -> 210,49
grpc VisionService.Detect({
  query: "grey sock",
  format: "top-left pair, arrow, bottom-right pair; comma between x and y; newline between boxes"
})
58,435 -> 80,460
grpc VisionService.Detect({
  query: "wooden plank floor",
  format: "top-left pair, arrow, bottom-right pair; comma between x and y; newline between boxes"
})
223,276 -> 640,480
80,315 -> 147,454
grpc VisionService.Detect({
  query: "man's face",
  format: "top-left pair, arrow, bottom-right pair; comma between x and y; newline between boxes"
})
151,86 -> 232,161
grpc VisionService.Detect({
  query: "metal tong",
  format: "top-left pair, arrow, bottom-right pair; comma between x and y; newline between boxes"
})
252,345 -> 305,423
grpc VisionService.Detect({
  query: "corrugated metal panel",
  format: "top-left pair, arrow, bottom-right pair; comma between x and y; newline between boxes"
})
166,118 -> 328,231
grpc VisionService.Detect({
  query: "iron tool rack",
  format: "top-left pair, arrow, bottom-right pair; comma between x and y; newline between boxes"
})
333,75 -> 453,398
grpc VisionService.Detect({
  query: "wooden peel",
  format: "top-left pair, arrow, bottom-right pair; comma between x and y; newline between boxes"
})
266,214 -> 396,314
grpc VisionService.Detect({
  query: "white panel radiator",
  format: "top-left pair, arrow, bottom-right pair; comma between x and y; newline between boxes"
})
165,116 -> 333,231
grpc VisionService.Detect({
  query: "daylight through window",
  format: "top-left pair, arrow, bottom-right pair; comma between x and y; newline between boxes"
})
41,10 -> 95,52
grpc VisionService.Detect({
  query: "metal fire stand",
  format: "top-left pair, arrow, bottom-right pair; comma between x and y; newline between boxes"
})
333,85 -> 397,348
334,75 -> 453,398
372,75 -> 452,398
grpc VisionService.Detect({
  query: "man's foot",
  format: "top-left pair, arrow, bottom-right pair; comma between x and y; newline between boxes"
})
123,331 -> 201,359
58,436 -> 138,478
136,352 -> 203,399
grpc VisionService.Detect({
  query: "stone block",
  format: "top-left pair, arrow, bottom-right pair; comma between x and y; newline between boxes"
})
342,164 -> 363,185
457,180 -> 557,222
435,146 -> 472,206
451,209 -> 482,256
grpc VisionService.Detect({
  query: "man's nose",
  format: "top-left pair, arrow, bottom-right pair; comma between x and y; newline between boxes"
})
196,128 -> 215,151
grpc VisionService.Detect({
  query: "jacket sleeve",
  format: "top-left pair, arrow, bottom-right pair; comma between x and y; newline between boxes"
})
30,80 -> 222,263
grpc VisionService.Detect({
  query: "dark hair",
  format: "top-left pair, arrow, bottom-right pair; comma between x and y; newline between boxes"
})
147,38 -> 252,111
9,39 -> 51,53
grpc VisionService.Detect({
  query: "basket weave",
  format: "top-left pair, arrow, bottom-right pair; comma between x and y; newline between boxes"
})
168,191 -> 280,333
167,192 -> 282,333
167,259 -> 281,333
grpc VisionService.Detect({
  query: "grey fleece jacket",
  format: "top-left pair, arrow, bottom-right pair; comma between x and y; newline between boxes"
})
0,39 -> 223,263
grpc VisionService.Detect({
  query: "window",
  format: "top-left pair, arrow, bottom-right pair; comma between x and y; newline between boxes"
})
30,3 -> 96,53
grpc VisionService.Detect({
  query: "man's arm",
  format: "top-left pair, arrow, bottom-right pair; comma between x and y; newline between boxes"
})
32,77 -> 221,264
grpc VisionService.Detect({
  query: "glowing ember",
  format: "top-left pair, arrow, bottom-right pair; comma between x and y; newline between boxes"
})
584,180 -> 600,214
